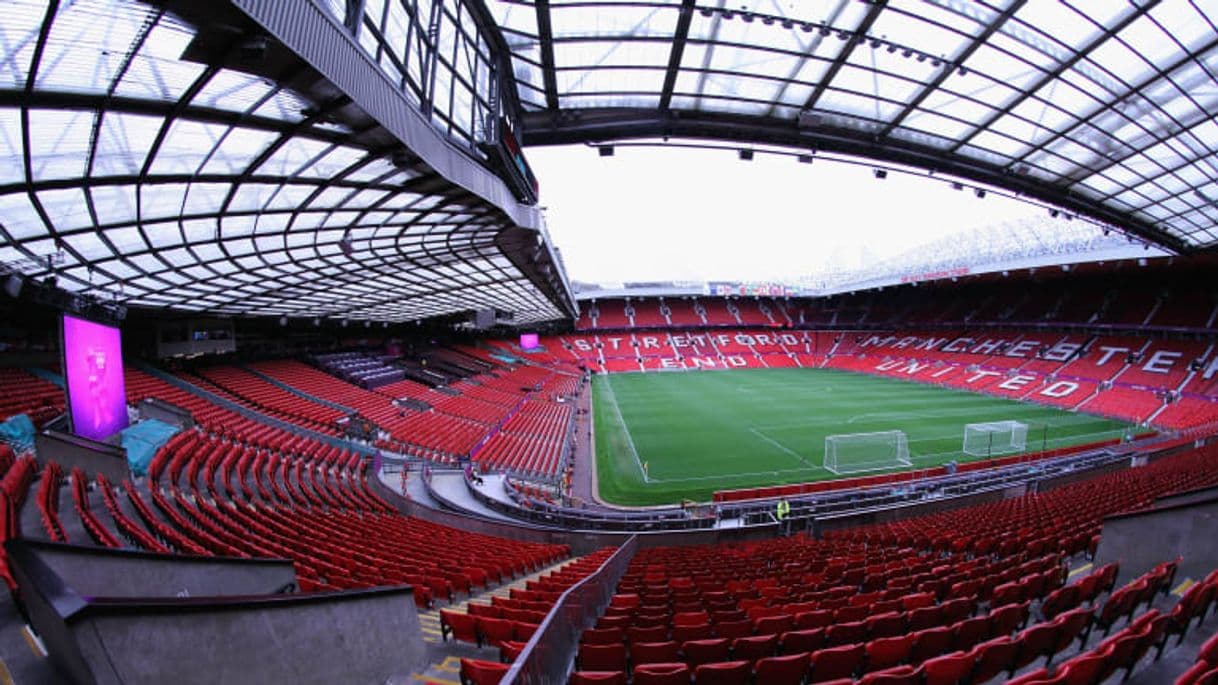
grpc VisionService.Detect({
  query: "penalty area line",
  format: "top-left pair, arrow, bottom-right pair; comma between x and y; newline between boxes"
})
749,427 -> 817,470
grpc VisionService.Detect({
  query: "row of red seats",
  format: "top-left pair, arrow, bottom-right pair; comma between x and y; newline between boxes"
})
441,548 -> 616,660
35,460 -> 66,543
0,367 -> 64,427
1178,632 -> 1218,685
191,366 -> 345,435
0,450 -> 34,588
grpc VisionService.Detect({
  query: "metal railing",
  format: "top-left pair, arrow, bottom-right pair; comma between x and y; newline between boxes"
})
502,536 -> 639,684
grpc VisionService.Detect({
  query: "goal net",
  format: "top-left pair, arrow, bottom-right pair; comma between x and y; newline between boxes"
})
824,430 -> 911,475
962,420 -> 1029,457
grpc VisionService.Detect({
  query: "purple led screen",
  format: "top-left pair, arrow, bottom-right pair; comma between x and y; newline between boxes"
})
520,333 -> 539,350
62,315 -> 129,441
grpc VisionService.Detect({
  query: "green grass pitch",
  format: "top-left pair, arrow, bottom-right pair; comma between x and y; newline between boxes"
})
592,368 -> 1135,506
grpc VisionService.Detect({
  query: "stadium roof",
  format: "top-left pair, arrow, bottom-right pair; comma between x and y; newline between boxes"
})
0,0 -> 574,324
492,0 -> 1218,252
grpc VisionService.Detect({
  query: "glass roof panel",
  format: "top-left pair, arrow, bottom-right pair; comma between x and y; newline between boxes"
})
1,0 -> 569,323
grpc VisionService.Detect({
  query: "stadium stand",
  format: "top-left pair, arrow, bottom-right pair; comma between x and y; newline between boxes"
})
0,367 -> 65,429
565,443 -> 1218,684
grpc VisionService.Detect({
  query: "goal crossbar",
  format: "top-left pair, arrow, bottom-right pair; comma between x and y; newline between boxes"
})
963,420 -> 1028,457
824,430 -> 911,475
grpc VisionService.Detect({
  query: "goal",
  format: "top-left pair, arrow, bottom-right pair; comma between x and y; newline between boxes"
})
824,430 -> 911,475
962,420 -> 1029,457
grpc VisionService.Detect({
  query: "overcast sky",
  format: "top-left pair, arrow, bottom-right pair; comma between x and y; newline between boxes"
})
529,142 -> 1055,284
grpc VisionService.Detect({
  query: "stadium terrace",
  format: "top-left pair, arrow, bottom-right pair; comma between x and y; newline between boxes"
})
1,2 -> 1218,685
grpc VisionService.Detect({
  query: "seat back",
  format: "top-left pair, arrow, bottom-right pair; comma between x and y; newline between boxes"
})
754,652 -> 810,685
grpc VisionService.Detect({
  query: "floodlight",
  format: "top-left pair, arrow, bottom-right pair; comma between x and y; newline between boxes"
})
873,169 -> 887,179
738,149 -> 754,161
598,145 -> 615,157
975,188 -> 986,198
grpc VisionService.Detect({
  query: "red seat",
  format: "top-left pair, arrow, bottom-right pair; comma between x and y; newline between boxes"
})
582,627 -> 625,645
754,614 -> 795,636
673,611 -> 709,627
780,628 -> 826,655
1176,664 -> 1218,685
731,634 -> 778,663
1055,649 -> 1108,685
865,611 -> 907,640
858,665 -> 920,685
1005,667 -> 1056,685
901,592 -> 936,610
910,626 -> 956,663
632,662 -> 690,685
578,643 -> 627,672
499,640 -> 527,662
908,605 -> 944,631
1201,631 -> 1218,663
940,597 -> 976,624
990,601 -> 1031,636
440,609 -> 478,644
628,625 -> 669,643
476,616 -> 516,649
916,650 -> 975,685
968,635 -> 1018,683
866,633 -> 916,670
631,641 -> 680,665
954,615 -> 991,651
672,624 -> 714,643
825,619 -> 867,647
569,671 -> 626,685
808,643 -> 865,683
459,658 -> 509,685
692,660 -> 750,685
753,652 -> 809,685
682,638 -> 731,667
1042,585 -> 1080,620
715,620 -> 754,639
795,609 -> 834,630
1013,621 -> 1061,671
1049,606 -> 1094,662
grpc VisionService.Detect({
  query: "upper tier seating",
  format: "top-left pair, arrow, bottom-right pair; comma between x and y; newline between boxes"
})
0,367 -> 64,427
574,325 -> 1218,429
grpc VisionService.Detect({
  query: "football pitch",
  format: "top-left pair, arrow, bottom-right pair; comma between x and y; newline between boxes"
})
592,368 -> 1135,506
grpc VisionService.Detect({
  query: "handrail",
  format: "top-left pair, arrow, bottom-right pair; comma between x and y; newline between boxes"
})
502,536 -> 639,684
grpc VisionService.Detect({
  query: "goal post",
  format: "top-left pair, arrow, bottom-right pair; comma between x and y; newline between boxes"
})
962,420 -> 1029,457
824,430 -> 911,475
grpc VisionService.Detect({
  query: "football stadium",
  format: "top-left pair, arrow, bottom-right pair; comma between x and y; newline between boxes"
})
1,1 -> 1217,684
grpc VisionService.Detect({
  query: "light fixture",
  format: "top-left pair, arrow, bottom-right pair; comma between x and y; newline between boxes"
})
738,149 -> 754,161
873,169 -> 887,179
598,145 -> 614,157
797,154 -> 814,164
975,188 -> 986,198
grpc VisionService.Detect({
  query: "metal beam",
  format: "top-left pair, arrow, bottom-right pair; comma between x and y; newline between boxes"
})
659,0 -> 696,110
948,0 -> 1160,154
803,0 -> 887,112
519,107 -> 1190,254
880,0 -> 1025,138
1013,34 -> 1218,171
535,0 -> 560,109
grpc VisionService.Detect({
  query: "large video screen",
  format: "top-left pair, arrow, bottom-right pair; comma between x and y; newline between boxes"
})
520,333 -> 539,350
62,314 -> 128,441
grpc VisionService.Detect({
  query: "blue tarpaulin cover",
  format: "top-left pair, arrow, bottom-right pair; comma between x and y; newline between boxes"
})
120,419 -> 179,476
0,414 -> 36,454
